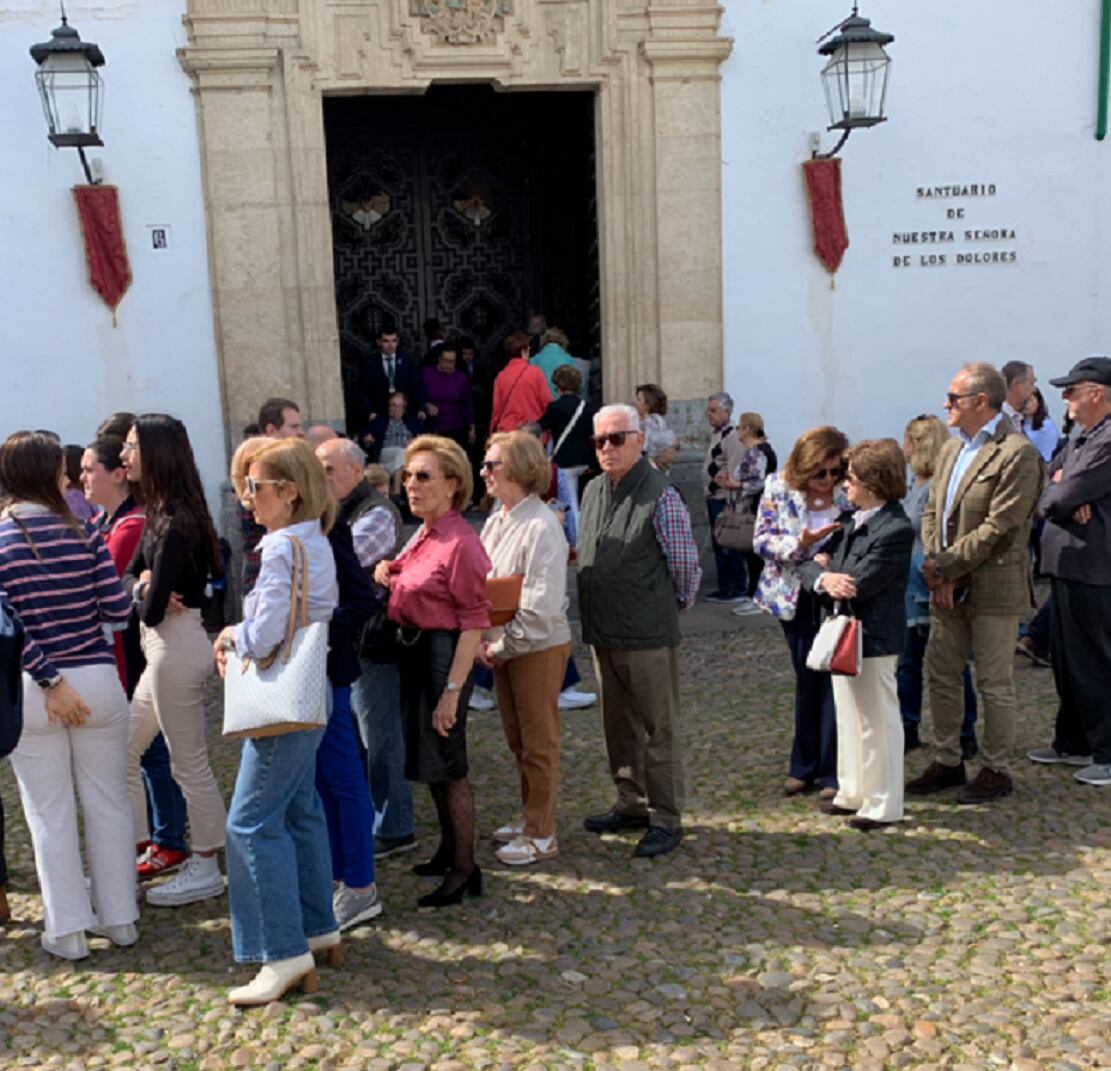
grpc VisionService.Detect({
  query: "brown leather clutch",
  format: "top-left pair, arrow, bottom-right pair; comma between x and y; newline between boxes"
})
486,574 -> 524,627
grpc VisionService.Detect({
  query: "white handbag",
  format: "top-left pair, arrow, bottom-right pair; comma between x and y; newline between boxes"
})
223,536 -> 329,740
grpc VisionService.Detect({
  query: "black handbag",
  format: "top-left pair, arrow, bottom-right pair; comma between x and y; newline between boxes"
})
359,588 -> 401,665
0,596 -> 25,760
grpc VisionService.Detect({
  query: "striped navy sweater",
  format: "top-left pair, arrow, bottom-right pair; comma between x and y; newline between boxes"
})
0,505 -> 132,681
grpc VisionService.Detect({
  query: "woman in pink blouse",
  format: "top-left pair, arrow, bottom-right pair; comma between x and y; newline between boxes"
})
373,435 -> 491,908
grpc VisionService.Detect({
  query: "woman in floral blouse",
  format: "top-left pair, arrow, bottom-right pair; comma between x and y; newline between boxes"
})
754,426 -> 850,799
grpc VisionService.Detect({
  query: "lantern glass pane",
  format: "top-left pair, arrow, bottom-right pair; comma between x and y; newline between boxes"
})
36,52 -> 102,137
821,41 -> 891,129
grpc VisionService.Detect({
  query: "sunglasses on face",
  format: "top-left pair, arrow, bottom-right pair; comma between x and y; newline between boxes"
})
480,460 -> 504,473
946,391 -> 979,406
812,466 -> 844,481
245,476 -> 287,496
592,431 -> 635,450
401,469 -> 435,484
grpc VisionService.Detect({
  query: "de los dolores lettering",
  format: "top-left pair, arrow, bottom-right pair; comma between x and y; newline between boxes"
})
892,183 -> 1019,269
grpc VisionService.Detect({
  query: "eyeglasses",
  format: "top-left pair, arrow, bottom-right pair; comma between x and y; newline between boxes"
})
592,431 -> 636,450
401,469 -> 435,484
480,460 -> 503,473
245,476 -> 287,496
945,391 -> 980,406
812,466 -> 844,481
121,441 -> 139,453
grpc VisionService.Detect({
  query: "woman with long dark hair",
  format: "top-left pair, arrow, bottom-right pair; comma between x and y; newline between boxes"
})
121,414 -> 228,908
0,431 -> 136,959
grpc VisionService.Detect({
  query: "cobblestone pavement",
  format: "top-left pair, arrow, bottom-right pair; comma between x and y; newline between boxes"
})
0,622 -> 1108,1071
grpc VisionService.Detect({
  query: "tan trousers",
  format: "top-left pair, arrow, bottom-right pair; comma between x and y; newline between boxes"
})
127,610 -> 227,851
493,643 -> 570,839
831,655 -> 903,823
926,607 -> 1019,772
594,646 -> 685,830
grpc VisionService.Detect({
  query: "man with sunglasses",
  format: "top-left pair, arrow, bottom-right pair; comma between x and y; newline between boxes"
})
577,404 -> 701,858
1027,357 -> 1111,787
908,362 -> 1044,805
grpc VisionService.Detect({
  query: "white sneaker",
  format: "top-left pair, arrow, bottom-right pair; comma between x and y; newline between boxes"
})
145,855 -> 225,908
731,601 -> 764,617
492,814 -> 526,843
42,931 -> 89,961
558,688 -> 597,710
89,922 -> 139,947
468,686 -> 496,711
496,834 -> 559,866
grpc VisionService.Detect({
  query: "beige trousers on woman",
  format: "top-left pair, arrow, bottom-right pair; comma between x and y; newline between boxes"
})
127,609 -> 227,851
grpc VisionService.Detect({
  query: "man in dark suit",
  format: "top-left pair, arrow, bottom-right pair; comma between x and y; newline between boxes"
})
360,323 -> 426,433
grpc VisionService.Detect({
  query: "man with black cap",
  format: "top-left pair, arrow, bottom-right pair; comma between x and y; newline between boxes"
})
1027,356 -> 1111,787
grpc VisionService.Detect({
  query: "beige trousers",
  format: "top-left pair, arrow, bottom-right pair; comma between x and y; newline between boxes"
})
127,610 -> 227,851
926,607 -> 1019,772
593,646 -> 685,830
831,655 -> 904,822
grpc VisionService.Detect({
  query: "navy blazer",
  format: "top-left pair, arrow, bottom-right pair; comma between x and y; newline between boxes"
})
360,350 -> 425,420
798,500 -> 914,657
326,518 -> 377,688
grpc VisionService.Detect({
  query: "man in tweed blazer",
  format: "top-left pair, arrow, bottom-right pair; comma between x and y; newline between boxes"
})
907,362 -> 1045,804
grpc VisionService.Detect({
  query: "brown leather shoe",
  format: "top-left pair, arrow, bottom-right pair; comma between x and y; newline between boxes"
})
0,886 -> 9,924
906,760 -> 967,795
818,798 -> 856,815
956,767 -> 1014,805
783,777 -> 811,796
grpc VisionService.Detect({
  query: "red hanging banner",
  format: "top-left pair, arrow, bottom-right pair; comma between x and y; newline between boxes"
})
72,185 -> 132,318
801,157 -> 849,277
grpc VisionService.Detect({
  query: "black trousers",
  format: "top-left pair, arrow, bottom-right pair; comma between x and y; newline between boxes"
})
0,794 -> 6,887
1050,578 -> 1111,763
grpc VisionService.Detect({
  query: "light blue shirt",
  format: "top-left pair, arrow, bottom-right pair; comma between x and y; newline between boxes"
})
942,413 -> 1002,546
235,519 -> 337,659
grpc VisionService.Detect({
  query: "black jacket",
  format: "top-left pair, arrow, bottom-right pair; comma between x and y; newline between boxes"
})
326,519 -> 377,687
540,394 -> 598,468
798,501 -> 914,657
360,350 -> 425,420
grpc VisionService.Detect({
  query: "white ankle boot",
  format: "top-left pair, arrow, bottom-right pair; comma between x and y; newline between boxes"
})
89,922 -> 139,947
307,930 -> 344,967
42,931 -> 90,961
227,952 -> 317,1006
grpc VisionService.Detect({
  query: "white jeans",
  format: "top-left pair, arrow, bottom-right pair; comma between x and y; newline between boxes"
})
11,663 -> 137,939
128,610 -> 226,851
831,654 -> 904,822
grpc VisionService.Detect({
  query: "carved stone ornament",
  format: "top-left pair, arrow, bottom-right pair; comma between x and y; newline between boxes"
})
409,0 -> 513,45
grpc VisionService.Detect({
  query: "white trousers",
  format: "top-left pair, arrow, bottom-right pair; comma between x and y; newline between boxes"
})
11,663 -> 137,939
127,610 -> 226,851
831,654 -> 904,823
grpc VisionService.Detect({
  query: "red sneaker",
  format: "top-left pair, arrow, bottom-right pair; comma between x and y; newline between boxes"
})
137,845 -> 188,881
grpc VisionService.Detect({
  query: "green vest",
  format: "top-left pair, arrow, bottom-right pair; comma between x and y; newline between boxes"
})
577,455 -> 681,649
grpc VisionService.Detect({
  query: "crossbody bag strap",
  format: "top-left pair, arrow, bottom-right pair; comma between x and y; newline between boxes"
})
552,399 -> 586,459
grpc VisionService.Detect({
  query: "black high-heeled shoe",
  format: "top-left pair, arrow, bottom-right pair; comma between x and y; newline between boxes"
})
411,852 -> 452,877
416,866 -> 482,908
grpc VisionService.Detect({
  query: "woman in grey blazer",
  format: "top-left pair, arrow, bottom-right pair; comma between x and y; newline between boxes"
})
799,439 -> 914,830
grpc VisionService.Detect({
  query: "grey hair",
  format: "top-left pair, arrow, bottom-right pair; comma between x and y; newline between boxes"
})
595,404 -> 642,432
644,424 -> 678,460
709,391 -> 734,412
331,438 -> 367,469
959,363 -> 1006,411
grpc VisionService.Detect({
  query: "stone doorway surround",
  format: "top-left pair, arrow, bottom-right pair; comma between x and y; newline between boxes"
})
179,1 -> 733,448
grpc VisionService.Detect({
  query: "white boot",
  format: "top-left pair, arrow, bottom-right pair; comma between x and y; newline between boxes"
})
227,952 -> 317,1006
42,931 -> 89,961
89,922 -> 139,947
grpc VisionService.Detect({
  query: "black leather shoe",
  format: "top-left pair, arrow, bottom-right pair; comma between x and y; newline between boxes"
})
583,807 -> 650,834
818,798 -> 856,815
417,866 -> 482,908
632,826 -> 683,858
849,816 -> 900,832
412,849 -> 452,877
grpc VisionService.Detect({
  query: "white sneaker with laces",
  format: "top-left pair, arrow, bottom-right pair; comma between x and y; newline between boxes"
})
558,688 -> 597,710
496,834 -> 559,866
145,854 -> 225,908
492,814 -> 526,843
468,686 -> 496,711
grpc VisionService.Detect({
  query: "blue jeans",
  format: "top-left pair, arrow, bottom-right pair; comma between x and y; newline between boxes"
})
780,592 -> 838,789
706,498 -> 747,598
350,659 -> 414,840
316,686 -> 375,888
226,726 -> 336,963
897,623 -> 978,741
141,733 -> 187,852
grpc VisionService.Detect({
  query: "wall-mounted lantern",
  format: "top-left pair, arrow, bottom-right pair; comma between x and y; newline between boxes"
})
30,10 -> 106,183
813,5 -> 894,159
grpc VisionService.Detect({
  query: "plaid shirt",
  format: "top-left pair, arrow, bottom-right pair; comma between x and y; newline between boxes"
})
651,486 -> 702,609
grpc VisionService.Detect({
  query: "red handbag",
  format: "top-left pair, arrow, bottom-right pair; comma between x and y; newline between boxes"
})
829,615 -> 862,676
